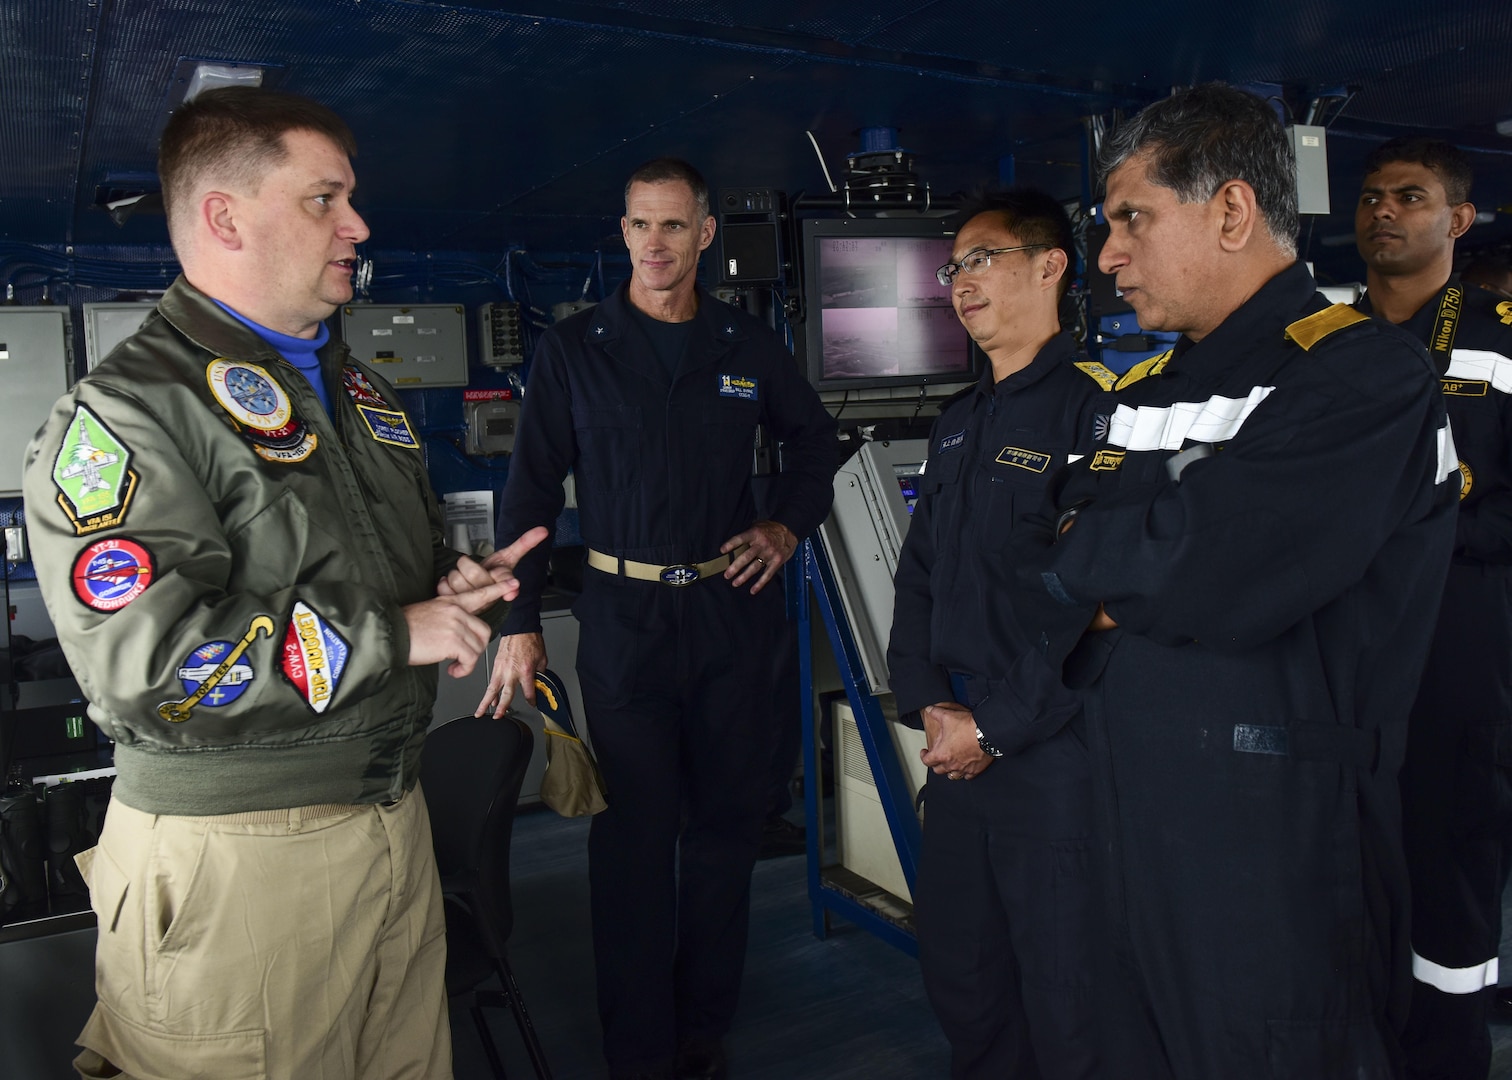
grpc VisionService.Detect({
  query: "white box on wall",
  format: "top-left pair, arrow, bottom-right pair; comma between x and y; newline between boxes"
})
0,307 -> 72,497
339,303 -> 468,387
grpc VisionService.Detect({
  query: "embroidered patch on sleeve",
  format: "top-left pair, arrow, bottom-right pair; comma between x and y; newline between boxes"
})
70,537 -> 154,612
938,430 -> 966,453
354,404 -> 420,449
157,615 -> 275,723
717,374 -> 759,401
52,405 -> 139,536
280,601 -> 351,714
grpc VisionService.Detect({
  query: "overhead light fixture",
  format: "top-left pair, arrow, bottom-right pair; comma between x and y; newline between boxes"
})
183,62 -> 265,102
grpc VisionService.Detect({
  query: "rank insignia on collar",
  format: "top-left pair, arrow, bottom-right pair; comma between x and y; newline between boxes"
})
355,404 -> 420,449
52,405 -> 139,536
341,366 -> 388,407
157,615 -> 275,723
281,601 -> 350,714
71,537 -> 154,612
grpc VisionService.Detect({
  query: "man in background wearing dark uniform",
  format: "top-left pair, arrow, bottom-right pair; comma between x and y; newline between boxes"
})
482,159 -> 837,1080
1010,84 -> 1459,1078
1355,136 -> 1512,1080
886,190 -> 1109,1079
22,88 -> 542,1079
1461,255 -> 1512,301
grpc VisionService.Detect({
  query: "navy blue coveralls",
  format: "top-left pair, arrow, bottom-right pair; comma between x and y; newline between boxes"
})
1011,264 -> 1459,1079
886,333 -> 1111,1080
1361,281 -> 1512,1080
495,281 -> 837,1073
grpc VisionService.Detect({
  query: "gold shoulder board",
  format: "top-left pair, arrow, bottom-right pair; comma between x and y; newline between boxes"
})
1072,360 -> 1119,391
1114,349 -> 1174,391
1285,304 -> 1370,351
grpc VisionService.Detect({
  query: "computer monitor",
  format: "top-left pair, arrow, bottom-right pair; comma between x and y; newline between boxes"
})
800,217 -> 979,392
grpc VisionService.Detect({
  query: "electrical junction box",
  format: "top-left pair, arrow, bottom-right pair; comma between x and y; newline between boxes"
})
463,388 -> 519,456
1289,124 -> 1331,216
478,301 -> 524,368
83,301 -> 157,370
340,304 -> 468,387
552,299 -> 596,323
718,187 -> 785,285
0,307 -> 72,497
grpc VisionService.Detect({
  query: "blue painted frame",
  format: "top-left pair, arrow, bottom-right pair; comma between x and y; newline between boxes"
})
798,535 -> 921,957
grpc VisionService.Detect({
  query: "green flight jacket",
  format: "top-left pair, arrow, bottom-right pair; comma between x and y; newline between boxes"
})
22,276 -> 468,815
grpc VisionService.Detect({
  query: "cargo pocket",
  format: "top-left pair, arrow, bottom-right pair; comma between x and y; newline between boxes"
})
918,453 -> 962,543
77,1001 -> 266,1080
699,398 -> 760,487
572,405 -> 642,495
1460,719 -> 1512,832
82,844 -> 129,934
571,584 -> 651,710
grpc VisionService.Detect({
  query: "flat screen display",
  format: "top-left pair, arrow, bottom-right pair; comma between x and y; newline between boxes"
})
801,218 -> 978,391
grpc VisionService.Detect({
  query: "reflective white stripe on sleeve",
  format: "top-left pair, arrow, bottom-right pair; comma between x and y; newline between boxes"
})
1106,385 -> 1276,452
1437,420 -> 1459,484
1412,949 -> 1498,995
1446,349 -> 1512,393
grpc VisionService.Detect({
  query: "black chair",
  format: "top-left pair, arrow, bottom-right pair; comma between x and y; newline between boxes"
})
422,714 -> 553,1080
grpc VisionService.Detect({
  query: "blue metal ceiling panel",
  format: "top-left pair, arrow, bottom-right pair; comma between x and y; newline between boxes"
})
0,0 -> 99,242
0,0 -> 1507,263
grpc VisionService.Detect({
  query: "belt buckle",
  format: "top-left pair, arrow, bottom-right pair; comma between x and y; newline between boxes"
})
659,564 -> 700,587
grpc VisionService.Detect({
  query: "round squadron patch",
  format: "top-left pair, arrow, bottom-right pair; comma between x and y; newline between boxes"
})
1459,459 -> 1473,501
176,639 -> 255,708
206,359 -> 293,432
70,537 -> 154,612
206,358 -> 318,463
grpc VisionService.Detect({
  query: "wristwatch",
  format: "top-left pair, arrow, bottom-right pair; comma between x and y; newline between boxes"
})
976,726 -> 1003,759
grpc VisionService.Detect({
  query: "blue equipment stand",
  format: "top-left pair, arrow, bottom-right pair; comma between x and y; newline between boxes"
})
797,534 -> 921,957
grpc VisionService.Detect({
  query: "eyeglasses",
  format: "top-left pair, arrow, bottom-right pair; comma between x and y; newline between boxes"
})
936,245 -> 1049,287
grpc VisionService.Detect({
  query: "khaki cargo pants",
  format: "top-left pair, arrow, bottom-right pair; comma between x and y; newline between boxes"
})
73,787 -> 451,1080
